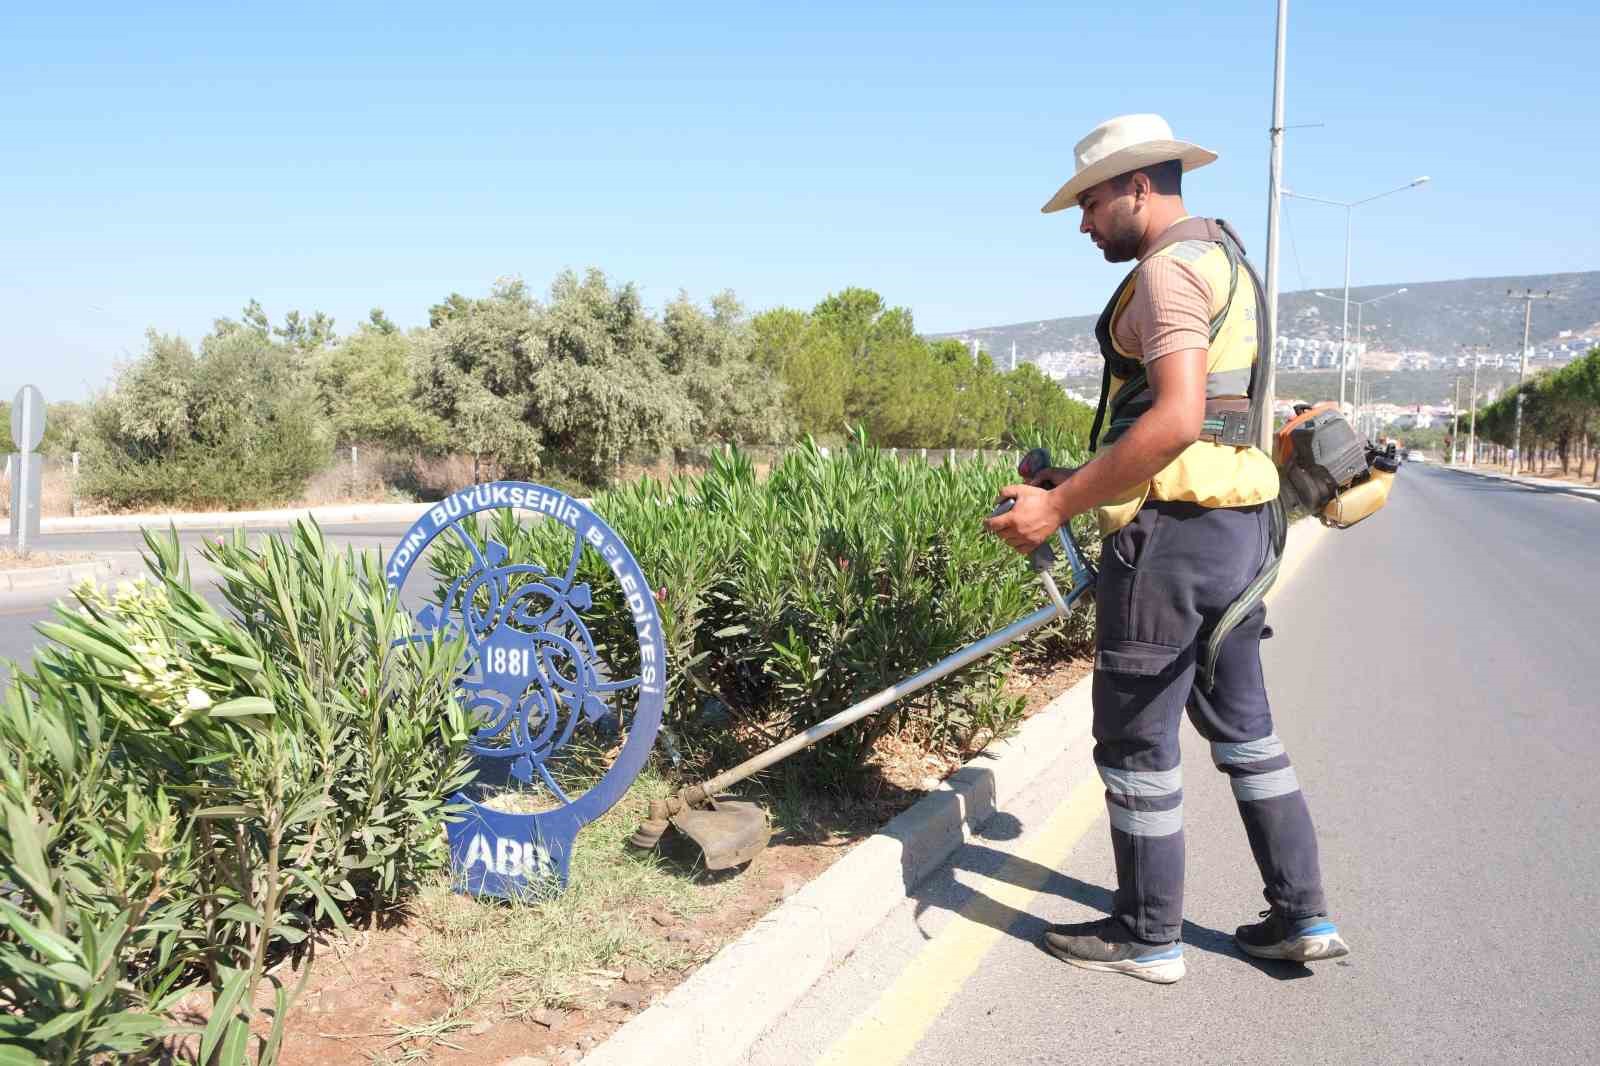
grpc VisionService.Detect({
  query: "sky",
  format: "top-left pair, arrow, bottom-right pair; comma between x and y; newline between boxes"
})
4,1 -> 1597,401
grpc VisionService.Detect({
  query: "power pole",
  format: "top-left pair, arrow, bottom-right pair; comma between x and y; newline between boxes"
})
1451,377 -> 1462,464
1468,349 -> 1481,468
1259,0 -> 1289,451
1507,288 -> 1551,476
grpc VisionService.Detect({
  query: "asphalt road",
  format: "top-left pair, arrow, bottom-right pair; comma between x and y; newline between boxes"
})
744,464 -> 1600,1066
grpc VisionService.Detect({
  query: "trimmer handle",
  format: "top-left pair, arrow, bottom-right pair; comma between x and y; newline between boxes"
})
992,446 -> 1060,571
1017,447 -> 1052,482
989,497 -> 1058,571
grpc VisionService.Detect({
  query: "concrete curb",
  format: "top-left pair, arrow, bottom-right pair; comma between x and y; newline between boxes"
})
582,516 -> 1332,1066
18,501 -> 436,536
1441,464 -> 1600,500
0,554 -> 140,594
583,673 -> 1097,1066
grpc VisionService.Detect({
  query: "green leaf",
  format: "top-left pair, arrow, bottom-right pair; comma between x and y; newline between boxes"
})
2,807 -> 53,905
289,869 -> 350,931
34,622 -> 143,672
284,792 -> 332,828
46,960 -> 93,989
193,805 -> 261,820
216,1015 -> 252,1066
217,903 -> 265,926
0,901 -> 76,965
28,1006 -> 87,1042
271,922 -> 309,944
209,696 -> 275,719
0,1045 -> 48,1066
200,969 -> 250,1064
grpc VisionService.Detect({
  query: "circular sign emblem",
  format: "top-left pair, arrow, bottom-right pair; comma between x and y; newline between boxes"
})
386,482 -> 664,896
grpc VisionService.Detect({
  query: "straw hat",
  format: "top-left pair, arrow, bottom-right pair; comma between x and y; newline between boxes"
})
1041,113 -> 1217,214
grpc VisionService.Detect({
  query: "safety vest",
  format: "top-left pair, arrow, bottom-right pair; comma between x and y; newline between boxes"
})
1087,217 -> 1280,535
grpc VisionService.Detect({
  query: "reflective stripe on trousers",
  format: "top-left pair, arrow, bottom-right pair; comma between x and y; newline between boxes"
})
1098,764 -> 1183,837
1211,733 -> 1303,802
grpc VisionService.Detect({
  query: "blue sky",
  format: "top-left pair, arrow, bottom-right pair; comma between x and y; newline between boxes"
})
4,1 -> 1597,400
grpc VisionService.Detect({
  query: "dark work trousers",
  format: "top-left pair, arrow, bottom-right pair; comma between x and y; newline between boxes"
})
1091,499 -> 1327,944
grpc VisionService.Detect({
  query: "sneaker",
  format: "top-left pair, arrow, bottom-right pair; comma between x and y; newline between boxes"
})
1234,909 -> 1350,962
1042,916 -> 1186,984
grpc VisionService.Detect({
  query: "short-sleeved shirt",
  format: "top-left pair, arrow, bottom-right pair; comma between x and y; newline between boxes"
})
1112,250 -> 1214,364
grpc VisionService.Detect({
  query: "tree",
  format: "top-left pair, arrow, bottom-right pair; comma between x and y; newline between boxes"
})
367,307 -> 399,335
752,308 -> 850,438
82,325 -> 329,508
413,270 -> 699,483
664,291 -> 791,444
313,325 -> 446,451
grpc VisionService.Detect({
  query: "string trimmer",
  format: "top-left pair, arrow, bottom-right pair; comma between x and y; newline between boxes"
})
629,448 -> 1096,870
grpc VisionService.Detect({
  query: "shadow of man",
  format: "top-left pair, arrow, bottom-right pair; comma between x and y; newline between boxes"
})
905,815 -> 1315,982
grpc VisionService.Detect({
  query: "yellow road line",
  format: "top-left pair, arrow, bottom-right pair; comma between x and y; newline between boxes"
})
816,773 -> 1106,1066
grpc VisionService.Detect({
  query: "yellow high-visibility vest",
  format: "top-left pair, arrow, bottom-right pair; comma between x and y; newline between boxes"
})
1088,217 -> 1280,536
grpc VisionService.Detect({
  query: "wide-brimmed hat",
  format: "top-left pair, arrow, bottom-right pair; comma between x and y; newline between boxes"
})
1041,113 -> 1217,213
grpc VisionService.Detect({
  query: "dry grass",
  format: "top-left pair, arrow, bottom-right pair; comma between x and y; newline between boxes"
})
408,767 -> 721,1021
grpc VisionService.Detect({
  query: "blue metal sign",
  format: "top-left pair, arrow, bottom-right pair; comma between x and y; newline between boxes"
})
385,482 -> 664,896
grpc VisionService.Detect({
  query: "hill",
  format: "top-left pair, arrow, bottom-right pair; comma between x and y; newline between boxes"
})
934,270 -> 1600,364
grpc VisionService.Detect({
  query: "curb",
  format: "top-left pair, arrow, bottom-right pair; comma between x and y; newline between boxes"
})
581,517 -> 1332,1066
21,501 -> 436,536
1441,464 -> 1600,500
0,554 -> 140,595
583,671 -> 1097,1066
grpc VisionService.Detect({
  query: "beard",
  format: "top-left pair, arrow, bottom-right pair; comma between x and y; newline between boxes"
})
1098,219 -> 1143,263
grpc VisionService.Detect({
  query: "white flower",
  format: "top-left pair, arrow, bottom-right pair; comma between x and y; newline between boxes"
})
184,687 -> 213,711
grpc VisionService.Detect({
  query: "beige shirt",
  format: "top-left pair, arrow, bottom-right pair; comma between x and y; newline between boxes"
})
1111,245 -> 1214,365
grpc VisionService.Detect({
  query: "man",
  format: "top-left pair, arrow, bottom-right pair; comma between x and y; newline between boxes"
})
986,114 -> 1349,984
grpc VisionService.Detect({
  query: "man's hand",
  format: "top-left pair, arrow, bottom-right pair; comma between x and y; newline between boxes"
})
984,483 -> 1065,554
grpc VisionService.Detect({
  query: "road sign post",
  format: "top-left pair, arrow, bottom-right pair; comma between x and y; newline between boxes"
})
8,385 -> 46,556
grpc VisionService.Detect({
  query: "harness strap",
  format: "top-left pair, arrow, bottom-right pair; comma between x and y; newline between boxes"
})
1090,217 -> 1254,452
1198,493 -> 1287,692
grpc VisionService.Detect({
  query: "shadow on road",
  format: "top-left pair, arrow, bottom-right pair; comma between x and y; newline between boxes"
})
902,807 -> 1315,982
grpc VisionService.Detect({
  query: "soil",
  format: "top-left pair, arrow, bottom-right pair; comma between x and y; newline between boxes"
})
1467,459 -> 1600,487
208,653 -> 1093,1066
0,549 -> 92,570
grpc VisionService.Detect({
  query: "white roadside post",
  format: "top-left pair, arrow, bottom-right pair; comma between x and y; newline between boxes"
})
9,385 -> 47,557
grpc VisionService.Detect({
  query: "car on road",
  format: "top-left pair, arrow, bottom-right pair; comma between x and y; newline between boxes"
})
1406,450 -> 1427,462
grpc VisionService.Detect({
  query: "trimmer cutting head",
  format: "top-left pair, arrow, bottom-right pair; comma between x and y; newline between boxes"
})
629,792 -> 771,871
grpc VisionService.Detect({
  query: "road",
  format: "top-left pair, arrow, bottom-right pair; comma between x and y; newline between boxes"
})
2,470 -> 1596,1063
742,464 -> 1600,1066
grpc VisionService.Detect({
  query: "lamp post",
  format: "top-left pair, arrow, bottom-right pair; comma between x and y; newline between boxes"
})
1259,0 -> 1290,451
1283,177 -> 1430,413
1312,286 -> 1406,431
1459,344 -> 1487,468
1506,289 -> 1551,476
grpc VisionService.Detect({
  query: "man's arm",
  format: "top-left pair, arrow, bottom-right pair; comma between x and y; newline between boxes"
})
986,347 -> 1207,550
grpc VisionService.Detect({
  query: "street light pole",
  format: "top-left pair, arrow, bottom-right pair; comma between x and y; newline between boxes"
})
1312,286 -> 1405,432
1283,178 -> 1430,414
1507,288 -> 1551,477
1340,208 -> 1353,413
1259,0 -> 1289,452
1468,349 -> 1481,467
1452,377 -> 1462,464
